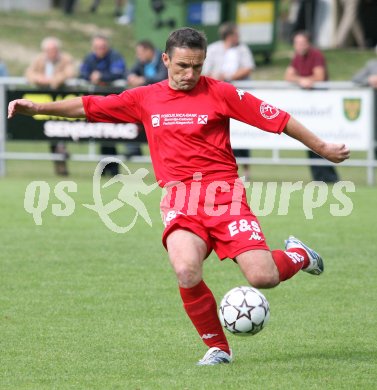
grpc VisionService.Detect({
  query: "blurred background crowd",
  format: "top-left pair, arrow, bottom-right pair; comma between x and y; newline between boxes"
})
1,0 -> 377,82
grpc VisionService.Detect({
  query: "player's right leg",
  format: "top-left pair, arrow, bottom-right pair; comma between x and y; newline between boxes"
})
166,229 -> 206,288
166,229 -> 232,365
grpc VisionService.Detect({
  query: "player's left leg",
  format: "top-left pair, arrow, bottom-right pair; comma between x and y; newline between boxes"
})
236,250 -> 280,288
207,178 -> 319,286
236,237 -> 323,288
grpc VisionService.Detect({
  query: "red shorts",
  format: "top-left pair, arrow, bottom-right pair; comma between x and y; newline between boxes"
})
160,178 -> 269,260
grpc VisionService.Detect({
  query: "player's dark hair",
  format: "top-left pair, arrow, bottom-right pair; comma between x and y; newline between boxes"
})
137,40 -> 155,52
165,27 -> 207,58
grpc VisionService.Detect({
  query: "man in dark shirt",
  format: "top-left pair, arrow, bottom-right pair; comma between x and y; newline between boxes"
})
127,40 -> 167,87
80,35 -> 126,85
126,40 -> 168,158
285,31 -> 338,183
80,35 -> 127,175
285,31 -> 328,88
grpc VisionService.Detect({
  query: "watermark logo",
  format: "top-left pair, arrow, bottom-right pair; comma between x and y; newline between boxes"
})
23,162 -> 356,234
83,157 -> 159,233
24,180 -> 77,225
23,158 -> 159,233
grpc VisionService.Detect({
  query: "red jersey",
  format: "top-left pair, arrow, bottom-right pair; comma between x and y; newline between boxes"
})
82,76 -> 290,186
291,47 -> 328,80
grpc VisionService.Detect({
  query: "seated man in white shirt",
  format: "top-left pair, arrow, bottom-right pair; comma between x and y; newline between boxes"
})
203,22 -> 255,179
202,22 -> 255,82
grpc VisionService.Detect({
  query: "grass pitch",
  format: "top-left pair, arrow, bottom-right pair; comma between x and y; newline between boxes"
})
1,160 -> 377,389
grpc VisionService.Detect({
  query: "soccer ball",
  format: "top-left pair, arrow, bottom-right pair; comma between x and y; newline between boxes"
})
219,286 -> 270,336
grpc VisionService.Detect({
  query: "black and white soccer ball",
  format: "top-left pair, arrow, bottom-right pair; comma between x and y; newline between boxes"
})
219,286 -> 270,336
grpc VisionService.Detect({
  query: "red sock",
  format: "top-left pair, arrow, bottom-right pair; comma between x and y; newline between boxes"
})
272,248 -> 310,281
179,280 -> 230,354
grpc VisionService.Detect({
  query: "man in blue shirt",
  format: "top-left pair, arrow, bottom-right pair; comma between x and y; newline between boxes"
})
127,40 -> 167,87
80,35 -> 126,176
126,40 -> 167,158
80,35 -> 126,85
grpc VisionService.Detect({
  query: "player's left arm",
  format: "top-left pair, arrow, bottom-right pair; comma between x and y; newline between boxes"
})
284,116 -> 350,163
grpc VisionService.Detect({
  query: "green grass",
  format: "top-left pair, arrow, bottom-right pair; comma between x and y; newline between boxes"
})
1,161 -> 377,389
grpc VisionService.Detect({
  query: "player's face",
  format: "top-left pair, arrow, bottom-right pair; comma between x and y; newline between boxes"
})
162,47 -> 206,91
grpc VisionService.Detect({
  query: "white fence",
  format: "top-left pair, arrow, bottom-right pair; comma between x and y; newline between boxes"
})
1,78 -> 376,184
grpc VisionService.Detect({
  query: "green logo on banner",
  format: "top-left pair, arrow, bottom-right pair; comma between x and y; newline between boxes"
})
343,98 -> 361,121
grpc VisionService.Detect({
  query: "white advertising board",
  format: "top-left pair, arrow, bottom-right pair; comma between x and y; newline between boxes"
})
230,88 -> 373,151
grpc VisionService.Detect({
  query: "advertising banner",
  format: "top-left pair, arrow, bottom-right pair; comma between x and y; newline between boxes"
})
230,88 -> 373,151
6,89 -> 146,142
237,1 -> 274,45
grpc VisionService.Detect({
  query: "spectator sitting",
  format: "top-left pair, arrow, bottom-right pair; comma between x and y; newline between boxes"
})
127,40 -> 167,87
352,56 -> 377,88
80,35 -> 127,176
26,36 -> 75,89
202,22 -> 255,82
79,35 -> 126,86
352,53 -> 377,157
126,40 -> 167,159
284,31 -> 339,183
284,30 -> 327,89
25,36 -> 75,176
202,21 -> 255,180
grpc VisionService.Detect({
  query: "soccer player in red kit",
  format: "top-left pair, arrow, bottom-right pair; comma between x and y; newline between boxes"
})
8,28 -> 350,366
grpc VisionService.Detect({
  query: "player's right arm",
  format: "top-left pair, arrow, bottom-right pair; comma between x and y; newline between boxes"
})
220,82 -> 350,163
284,116 -> 350,163
8,97 -> 86,119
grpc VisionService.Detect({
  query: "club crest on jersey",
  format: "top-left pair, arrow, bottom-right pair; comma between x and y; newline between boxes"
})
151,114 -> 160,127
260,102 -> 279,120
236,88 -> 245,100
